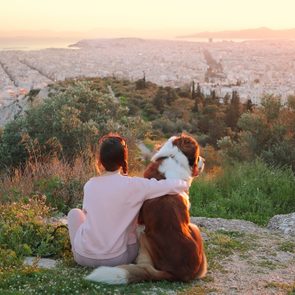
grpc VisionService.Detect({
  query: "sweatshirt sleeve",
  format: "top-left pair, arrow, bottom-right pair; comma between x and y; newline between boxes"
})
137,177 -> 188,200
82,180 -> 91,212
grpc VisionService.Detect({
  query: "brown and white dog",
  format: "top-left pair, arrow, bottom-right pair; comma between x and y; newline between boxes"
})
85,134 -> 207,284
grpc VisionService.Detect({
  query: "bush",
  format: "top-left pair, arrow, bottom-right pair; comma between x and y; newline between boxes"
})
190,160 -> 295,225
0,156 -> 94,213
0,197 -> 70,266
220,95 -> 295,172
0,81 -> 150,172
33,176 -> 80,213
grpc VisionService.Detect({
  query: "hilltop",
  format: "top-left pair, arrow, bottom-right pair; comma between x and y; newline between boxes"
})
0,76 -> 294,294
178,27 -> 295,40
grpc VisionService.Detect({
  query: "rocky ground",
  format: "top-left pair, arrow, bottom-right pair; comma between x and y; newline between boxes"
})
23,214 -> 295,295
187,216 -> 295,295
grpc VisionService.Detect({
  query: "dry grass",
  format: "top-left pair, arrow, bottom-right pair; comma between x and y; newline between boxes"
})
0,156 -> 96,206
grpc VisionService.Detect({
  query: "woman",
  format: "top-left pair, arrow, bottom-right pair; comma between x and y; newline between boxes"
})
68,134 -> 188,267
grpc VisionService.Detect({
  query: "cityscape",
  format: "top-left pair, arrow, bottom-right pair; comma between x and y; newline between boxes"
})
1,0 -> 295,293
1,38 -> 295,108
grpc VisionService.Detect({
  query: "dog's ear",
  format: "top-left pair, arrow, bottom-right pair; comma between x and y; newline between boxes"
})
173,135 -> 199,168
192,163 -> 199,177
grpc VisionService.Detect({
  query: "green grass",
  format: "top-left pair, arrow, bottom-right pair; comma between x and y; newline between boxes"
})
278,241 -> 295,253
0,198 -> 203,294
0,264 -> 196,295
1,158 -> 294,293
257,258 -> 278,270
265,281 -> 295,294
1,232 -> 240,295
190,160 -> 295,225
0,198 -> 70,261
204,230 -> 252,271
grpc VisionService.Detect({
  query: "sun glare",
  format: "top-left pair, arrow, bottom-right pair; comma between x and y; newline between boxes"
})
0,0 -> 294,38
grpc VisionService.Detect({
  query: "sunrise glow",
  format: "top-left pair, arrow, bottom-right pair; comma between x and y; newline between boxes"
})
1,0 -> 295,38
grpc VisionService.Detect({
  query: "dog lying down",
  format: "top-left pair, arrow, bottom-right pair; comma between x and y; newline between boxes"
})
86,134 -> 207,284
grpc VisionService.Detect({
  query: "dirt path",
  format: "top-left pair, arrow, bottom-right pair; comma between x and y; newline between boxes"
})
189,217 -> 295,295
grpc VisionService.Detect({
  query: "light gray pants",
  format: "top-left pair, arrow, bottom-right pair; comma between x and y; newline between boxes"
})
67,208 -> 139,267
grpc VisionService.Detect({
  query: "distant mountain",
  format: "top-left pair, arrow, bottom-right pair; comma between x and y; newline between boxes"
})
178,27 -> 295,39
0,30 -> 85,39
70,37 -> 146,48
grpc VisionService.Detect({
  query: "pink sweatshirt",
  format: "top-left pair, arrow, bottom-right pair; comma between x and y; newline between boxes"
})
73,171 -> 188,259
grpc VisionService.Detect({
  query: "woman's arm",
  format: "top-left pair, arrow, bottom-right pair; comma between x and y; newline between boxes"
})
137,177 -> 189,200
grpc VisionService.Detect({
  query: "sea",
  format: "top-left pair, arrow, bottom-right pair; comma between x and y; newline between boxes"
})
0,37 -> 252,51
0,38 -> 80,51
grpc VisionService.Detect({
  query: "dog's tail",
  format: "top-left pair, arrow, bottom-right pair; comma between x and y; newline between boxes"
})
196,252 -> 207,279
85,232 -> 172,284
85,263 -> 172,284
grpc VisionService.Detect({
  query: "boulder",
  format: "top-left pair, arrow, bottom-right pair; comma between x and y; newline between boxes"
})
267,212 -> 295,237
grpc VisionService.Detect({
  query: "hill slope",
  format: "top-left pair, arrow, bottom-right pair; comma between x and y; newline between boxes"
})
179,27 -> 295,39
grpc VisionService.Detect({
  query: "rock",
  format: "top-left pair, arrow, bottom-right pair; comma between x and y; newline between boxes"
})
267,212 -> 295,237
24,257 -> 57,269
45,213 -> 68,225
0,86 -> 52,126
191,216 -> 268,234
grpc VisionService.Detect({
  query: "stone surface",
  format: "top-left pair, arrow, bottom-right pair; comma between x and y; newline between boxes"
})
22,216 -> 295,294
267,212 -> 295,237
24,257 -> 57,269
191,216 -> 269,235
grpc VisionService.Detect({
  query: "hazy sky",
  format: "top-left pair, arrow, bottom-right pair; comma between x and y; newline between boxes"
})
1,0 -> 295,38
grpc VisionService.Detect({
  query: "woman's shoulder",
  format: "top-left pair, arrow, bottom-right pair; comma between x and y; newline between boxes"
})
84,176 -> 101,188
84,173 -> 125,187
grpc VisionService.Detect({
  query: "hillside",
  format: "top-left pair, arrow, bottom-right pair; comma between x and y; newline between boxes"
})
3,214 -> 294,294
179,27 -> 295,40
1,76 -> 295,174
0,76 -> 294,294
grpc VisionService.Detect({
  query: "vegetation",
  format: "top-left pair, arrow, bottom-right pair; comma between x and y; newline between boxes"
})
0,265 -> 190,295
219,94 -> 295,172
0,197 -> 69,267
0,76 -> 294,293
0,79 -> 150,171
1,77 -> 294,173
190,160 -> 295,225
0,76 -> 294,221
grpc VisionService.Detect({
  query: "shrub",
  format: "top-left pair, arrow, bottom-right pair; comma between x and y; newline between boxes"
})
201,145 -> 222,172
0,81 -> 150,172
0,156 -> 94,213
220,95 -> 295,172
0,197 -> 70,264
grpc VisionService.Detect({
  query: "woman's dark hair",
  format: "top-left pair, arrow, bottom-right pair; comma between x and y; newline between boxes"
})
98,134 -> 128,174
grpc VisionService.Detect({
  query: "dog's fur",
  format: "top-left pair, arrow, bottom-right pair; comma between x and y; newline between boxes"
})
85,135 -> 207,284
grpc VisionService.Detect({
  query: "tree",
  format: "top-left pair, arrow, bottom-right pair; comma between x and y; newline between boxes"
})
152,87 -> 166,114
225,91 -> 242,130
192,83 -> 204,113
245,99 -> 254,112
164,87 -> 177,105
0,81 -> 151,171
261,95 -> 281,122
220,96 -> 295,172
191,80 -> 196,100
135,72 -> 146,90
287,95 -> 295,110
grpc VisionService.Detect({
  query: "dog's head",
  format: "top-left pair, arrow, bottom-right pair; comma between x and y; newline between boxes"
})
151,134 -> 204,181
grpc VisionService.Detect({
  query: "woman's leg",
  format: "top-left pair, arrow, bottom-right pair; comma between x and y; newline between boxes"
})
68,209 -> 139,267
74,242 -> 140,268
127,242 -> 139,263
67,208 -> 86,249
